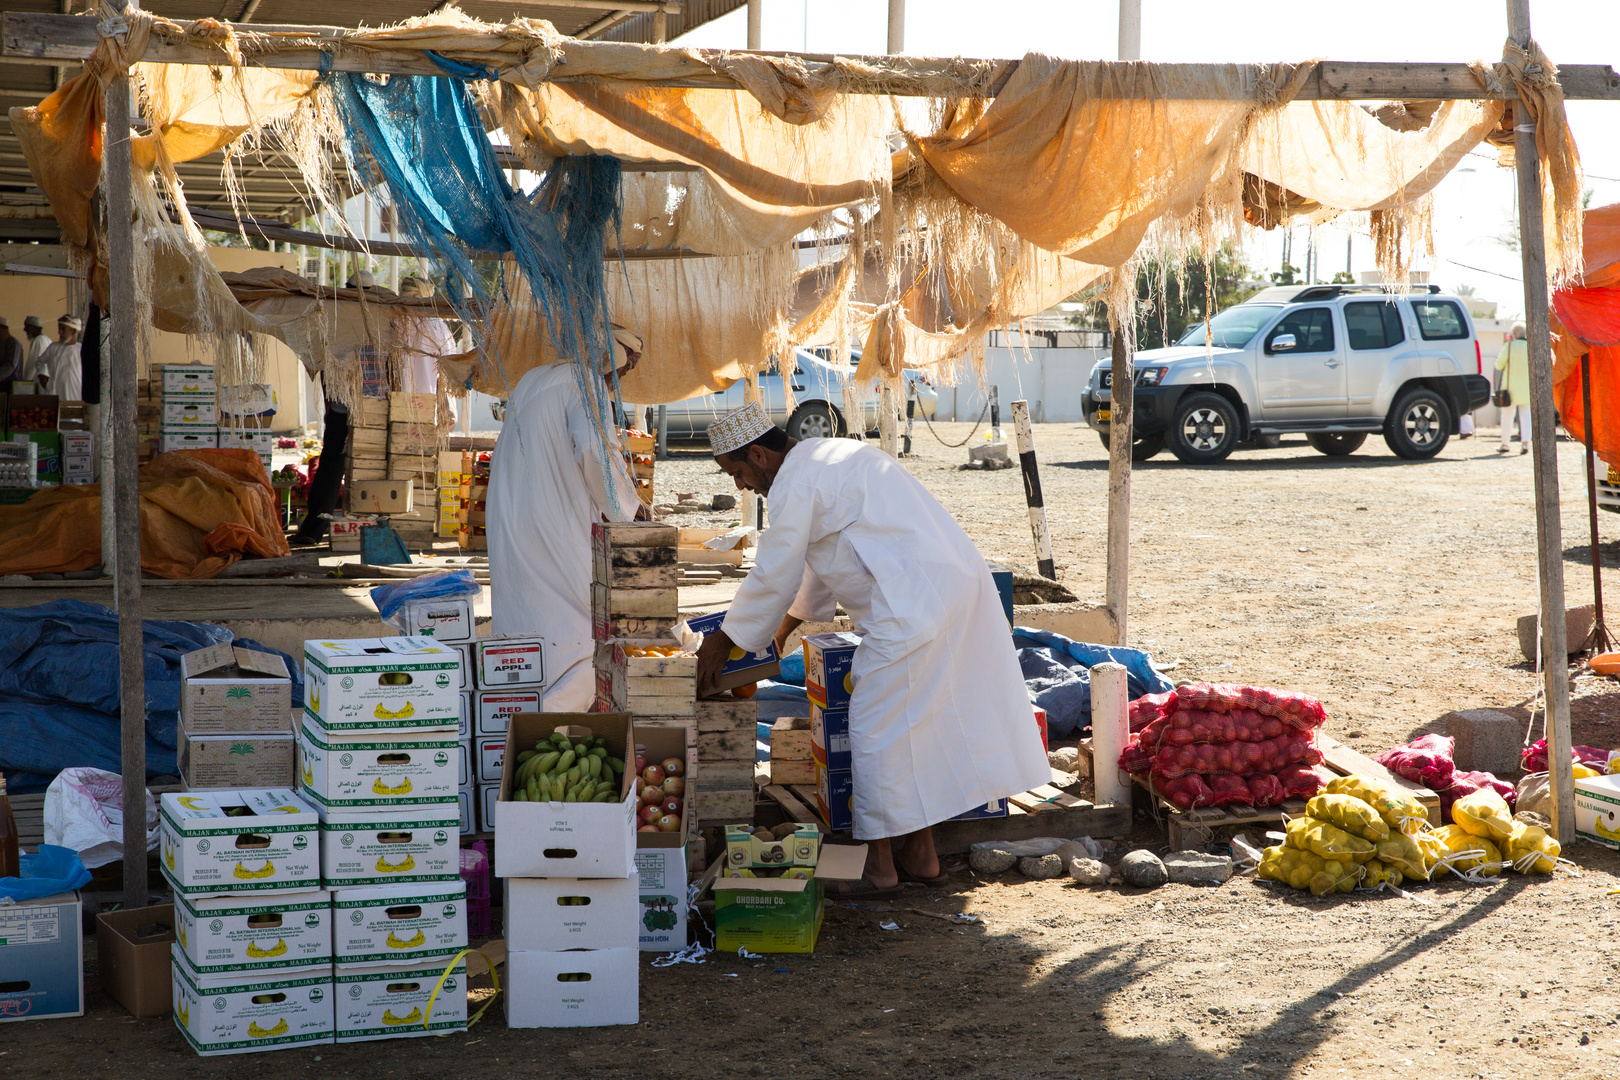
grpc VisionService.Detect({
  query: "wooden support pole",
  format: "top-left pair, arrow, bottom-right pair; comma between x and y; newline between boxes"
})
106,1 -> 149,910
1507,0 -> 1575,845
887,0 -> 904,55
1105,319 -> 1133,647
1011,400 -> 1056,580
746,0 -> 761,50
1117,0 -> 1141,62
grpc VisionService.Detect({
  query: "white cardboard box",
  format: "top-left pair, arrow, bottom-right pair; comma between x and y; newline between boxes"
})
334,958 -> 468,1042
458,786 -> 474,835
457,693 -> 471,739
60,431 -> 93,456
474,734 -> 507,785
171,946 -> 333,1056
350,479 -> 414,515
453,644 -> 472,691
0,892 -> 83,1022
159,790 -> 320,898
296,716 -> 459,812
303,637 -> 460,733
173,890 -> 333,975
504,873 -> 640,953
505,947 -> 639,1029
474,688 -> 543,738
634,845 -> 689,954
493,713 -> 637,880
330,517 -> 363,553
476,783 -> 498,834
458,737 -> 472,789
163,399 -> 220,426
160,427 -> 218,453
331,882 -> 467,968
218,427 -> 274,455
179,644 -> 293,733
316,806 -> 461,889
395,597 -> 474,643
1574,773 -> 1620,849
159,364 -> 218,397
472,637 -> 545,689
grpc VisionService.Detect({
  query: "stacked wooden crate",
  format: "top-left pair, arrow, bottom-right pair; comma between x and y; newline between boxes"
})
767,718 -> 816,786
621,429 -> 656,507
347,397 -> 390,481
135,378 -> 160,462
456,451 -> 490,551
590,522 -> 680,644
384,392 -> 440,542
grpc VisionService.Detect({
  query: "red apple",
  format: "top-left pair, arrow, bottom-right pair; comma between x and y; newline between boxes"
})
634,775 -> 645,796
639,785 -> 664,807
661,757 -> 685,778
638,804 -> 662,825
638,824 -> 662,833
642,764 -> 665,787
661,776 -> 685,798
635,754 -> 647,774
656,814 -> 681,832
662,797 -> 683,817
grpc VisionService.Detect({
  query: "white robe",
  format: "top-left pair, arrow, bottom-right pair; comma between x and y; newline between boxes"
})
396,316 -> 453,398
39,341 -> 82,402
487,365 -> 639,710
722,438 -> 1048,839
22,334 -> 49,382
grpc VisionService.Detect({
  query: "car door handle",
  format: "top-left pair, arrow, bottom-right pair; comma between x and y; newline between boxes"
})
1324,359 -> 1343,368
791,382 -> 805,392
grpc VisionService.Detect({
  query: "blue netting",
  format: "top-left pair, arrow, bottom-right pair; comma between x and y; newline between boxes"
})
326,71 -> 629,508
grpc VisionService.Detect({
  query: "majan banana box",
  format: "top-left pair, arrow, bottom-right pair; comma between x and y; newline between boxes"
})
160,790 -> 320,898
332,883 -> 467,968
171,945 -> 334,1056
334,957 -> 468,1043
174,890 -> 332,975
303,637 -> 460,733
316,807 -> 461,889
297,716 -> 459,811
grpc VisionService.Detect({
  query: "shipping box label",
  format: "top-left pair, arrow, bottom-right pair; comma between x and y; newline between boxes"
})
332,884 -> 467,967
297,719 -> 459,810
174,891 -> 332,974
317,810 -> 460,888
303,637 -> 459,731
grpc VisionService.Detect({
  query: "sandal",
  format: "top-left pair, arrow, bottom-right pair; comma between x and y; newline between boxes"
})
896,865 -> 951,888
828,876 -> 904,900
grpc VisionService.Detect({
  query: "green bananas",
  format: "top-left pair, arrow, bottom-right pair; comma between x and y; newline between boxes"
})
511,734 -> 623,803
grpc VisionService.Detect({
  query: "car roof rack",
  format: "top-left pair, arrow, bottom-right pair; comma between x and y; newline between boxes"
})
1288,284 -> 1443,301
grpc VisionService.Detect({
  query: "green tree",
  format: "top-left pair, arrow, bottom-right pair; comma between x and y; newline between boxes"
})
1132,245 -> 1263,351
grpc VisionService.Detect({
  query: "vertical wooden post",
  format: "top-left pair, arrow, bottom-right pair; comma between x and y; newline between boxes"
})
1011,400 -> 1056,580
105,1 -> 149,910
1507,0 -> 1575,844
1117,0 -> 1141,61
652,5 -> 668,44
746,0 -> 762,49
1088,662 -> 1132,807
887,0 -> 905,54
1105,319 -> 1133,646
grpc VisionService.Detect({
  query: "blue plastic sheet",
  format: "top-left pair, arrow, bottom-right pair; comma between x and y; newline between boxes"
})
0,845 -> 92,901
0,601 -> 302,793
370,570 -> 481,623
1012,627 -> 1174,738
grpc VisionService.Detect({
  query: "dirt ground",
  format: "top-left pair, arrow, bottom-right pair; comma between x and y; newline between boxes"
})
13,422 -> 1620,1079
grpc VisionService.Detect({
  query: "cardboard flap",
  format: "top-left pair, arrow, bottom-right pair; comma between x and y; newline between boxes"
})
181,642 -> 236,679
812,843 -> 868,882
232,646 -> 290,679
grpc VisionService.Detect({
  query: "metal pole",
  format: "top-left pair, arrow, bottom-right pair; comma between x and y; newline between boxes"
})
989,385 -> 1001,441
106,0 -> 149,911
1117,0 -> 1141,61
1105,307 -> 1134,647
746,0 -> 762,49
656,403 -> 668,460
887,0 -> 905,54
1582,352 -> 1611,652
1011,400 -> 1056,580
902,386 -> 914,456
1507,0 -> 1574,845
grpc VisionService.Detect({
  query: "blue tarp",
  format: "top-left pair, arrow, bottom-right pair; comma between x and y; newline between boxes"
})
0,601 -> 302,792
1012,627 -> 1174,738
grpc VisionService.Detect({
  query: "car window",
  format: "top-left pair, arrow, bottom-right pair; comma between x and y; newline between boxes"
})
1410,299 -> 1469,340
1176,304 -> 1281,348
1343,301 -> 1405,350
1268,307 -> 1335,353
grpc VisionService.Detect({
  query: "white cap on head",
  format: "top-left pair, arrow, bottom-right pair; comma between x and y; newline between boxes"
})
59,315 -> 82,331
708,400 -> 772,457
611,325 -> 643,355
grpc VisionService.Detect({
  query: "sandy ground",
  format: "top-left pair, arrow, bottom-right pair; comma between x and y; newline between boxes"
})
13,422 -> 1620,1079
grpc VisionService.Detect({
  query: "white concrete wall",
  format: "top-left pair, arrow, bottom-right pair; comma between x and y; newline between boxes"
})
934,346 -> 1108,423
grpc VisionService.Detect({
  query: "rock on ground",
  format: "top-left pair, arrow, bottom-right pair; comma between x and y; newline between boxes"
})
1162,851 -> 1234,884
1069,857 -> 1111,885
1019,854 -> 1064,879
1048,746 -> 1080,772
969,847 -> 1018,874
1119,849 -> 1169,889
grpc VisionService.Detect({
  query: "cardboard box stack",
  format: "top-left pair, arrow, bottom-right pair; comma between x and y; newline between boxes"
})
60,430 -> 94,485
468,635 -> 546,833
161,787 -> 334,1055
217,383 -> 276,474
177,644 -> 296,790
712,829 -> 865,954
456,451 -> 490,551
435,451 -> 462,539
136,378 -> 161,461
631,722 -> 695,953
497,712 -> 641,1027
299,636 -> 469,1044
156,364 -> 218,456
7,393 -> 60,484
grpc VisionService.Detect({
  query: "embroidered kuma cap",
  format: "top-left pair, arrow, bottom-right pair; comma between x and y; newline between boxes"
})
708,400 -> 773,457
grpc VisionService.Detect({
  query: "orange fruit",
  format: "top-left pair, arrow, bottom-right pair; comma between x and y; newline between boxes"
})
732,683 -> 757,699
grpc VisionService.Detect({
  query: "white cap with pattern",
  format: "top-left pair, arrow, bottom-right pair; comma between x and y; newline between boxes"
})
708,400 -> 772,456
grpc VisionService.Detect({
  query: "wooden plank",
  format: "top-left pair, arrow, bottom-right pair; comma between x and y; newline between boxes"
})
626,654 -> 696,677
696,727 -> 756,762
694,697 -> 757,731
768,725 -> 813,761
627,694 -> 694,717
608,546 -> 677,568
627,674 -> 695,696
1317,733 -> 1440,824
600,522 -> 679,548
766,760 -> 817,786
692,785 -> 755,823
933,802 -> 1132,855
761,784 -> 823,827
678,546 -> 748,567
599,563 -> 678,589
698,762 -> 756,789
595,585 -> 679,618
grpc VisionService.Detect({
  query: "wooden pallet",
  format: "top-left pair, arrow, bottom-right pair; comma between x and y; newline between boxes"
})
1082,732 -> 1440,849
11,792 -> 44,849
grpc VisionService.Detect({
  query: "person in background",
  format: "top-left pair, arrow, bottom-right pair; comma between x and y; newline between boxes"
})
1496,322 -> 1530,456
487,328 -> 644,710
37,315 -> 83,401
695,401 -> 1050,896
21,315 -> 48,383
396,275 -> 453,398
0,316 -> 22,392
291,273 -> 375,543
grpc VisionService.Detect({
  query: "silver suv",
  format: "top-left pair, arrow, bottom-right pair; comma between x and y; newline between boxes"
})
1086,285 -> 1492,464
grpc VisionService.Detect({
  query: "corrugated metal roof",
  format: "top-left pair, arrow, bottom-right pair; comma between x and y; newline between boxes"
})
0,2 -> 739,240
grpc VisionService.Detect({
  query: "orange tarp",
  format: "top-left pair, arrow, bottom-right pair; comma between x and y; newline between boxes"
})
0,449 -> 290,579
1554,204 -> 1620,463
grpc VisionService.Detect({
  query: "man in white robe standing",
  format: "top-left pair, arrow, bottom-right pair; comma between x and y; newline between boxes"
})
696,401 -> 1048,895
487,329 -> 643,711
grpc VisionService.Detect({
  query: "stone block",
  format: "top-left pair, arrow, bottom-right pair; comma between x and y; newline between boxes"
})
1516,604 -> 1595,662
1019,854 -> 1064,879
1163,851 -> 1234,884
1118,849 -> 1167,889
1443,708 -> 1524,775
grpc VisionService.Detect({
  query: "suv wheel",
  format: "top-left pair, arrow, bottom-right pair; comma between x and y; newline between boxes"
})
1306,432 -> 1368,456
787,402 -> 842,440
1097,431 -> 1166,462
1169,392 -> 1241,464
1383,388 -> 1452,460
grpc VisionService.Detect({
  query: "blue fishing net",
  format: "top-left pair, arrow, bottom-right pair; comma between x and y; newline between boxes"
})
326,69 -> 630,511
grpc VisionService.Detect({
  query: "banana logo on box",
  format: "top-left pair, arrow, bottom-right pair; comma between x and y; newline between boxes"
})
372,777 -> 413,796
386,930 -> 425,949
844,672 -> 854,694
164,838 -> 176,872
382,1007 -> 422,1027
309,684 -> 321,712
1594,811 -> 1620,842
178,796 -> 206,811
177,923 -> 188,948
376,854 -> 416,874
373,701 -> 416,720
302,760 -> 314,787
247,1018 -> 288,1038
233,860 -> 276,880
244,939 -> 288,959
177,1002 -> 190,1028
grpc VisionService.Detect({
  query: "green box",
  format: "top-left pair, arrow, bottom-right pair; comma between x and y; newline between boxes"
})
711,844 -> 865,955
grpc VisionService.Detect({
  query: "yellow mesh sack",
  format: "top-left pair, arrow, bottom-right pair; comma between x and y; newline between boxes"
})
1285,816 -> 1377,863
1259,844 -> 1325,891
1309,858 -> 1360,896
1358,858 -> 1404,890
1374,830 -> 1429,880
1305,793 -> 1390,843
1323,774 -> 1430,835
1505,821 -> 1561,874
1451,789 -> 1515,843
1431,824 -> 1503,876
